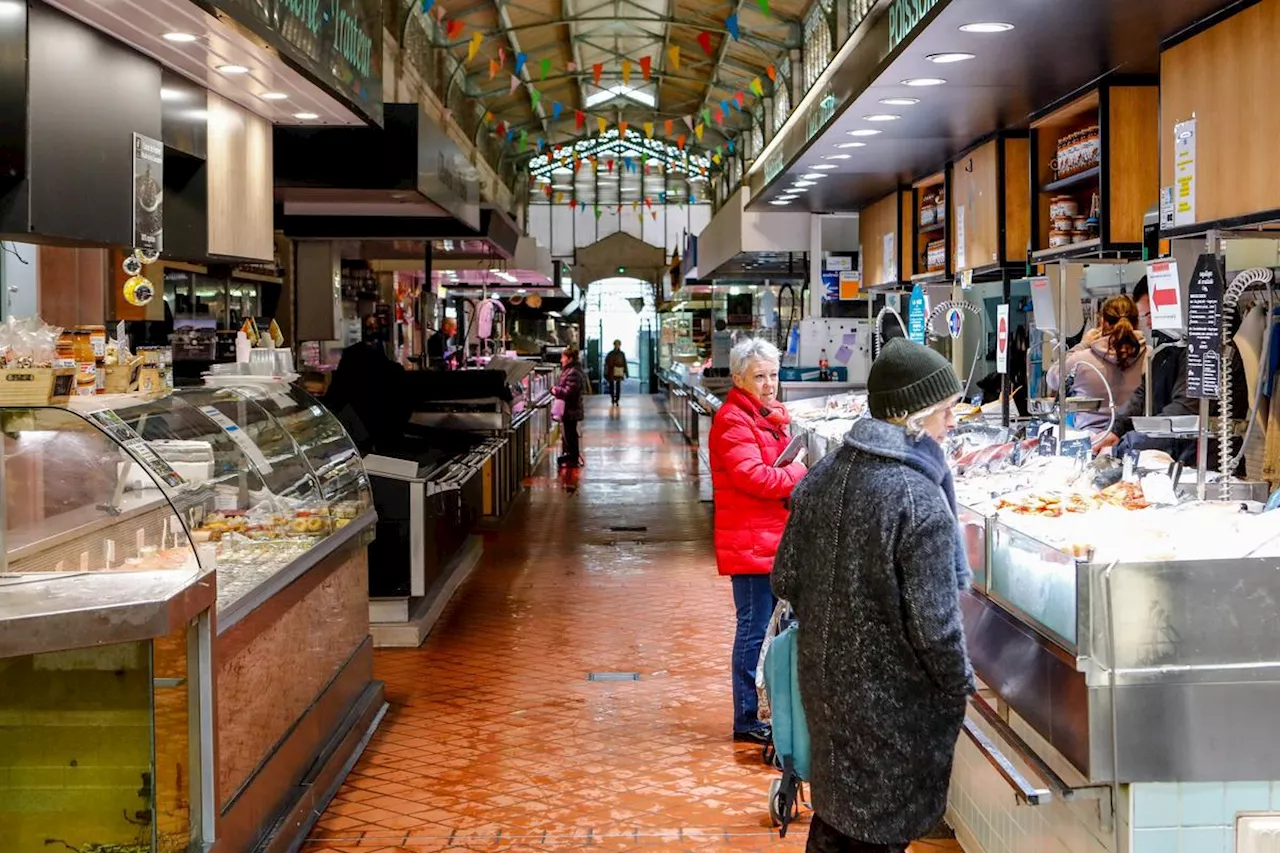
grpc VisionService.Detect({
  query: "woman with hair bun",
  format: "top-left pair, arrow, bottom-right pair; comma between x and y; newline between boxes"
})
1048,294 -> 1147,435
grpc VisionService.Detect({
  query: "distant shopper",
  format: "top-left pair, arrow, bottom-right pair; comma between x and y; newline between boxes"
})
1047,294 -> 1147,435
709,338 -> 807,748
427,318 -> 458,370
773,338 -> 973,853
552,346 -> 589,469
604,340 -> 629,405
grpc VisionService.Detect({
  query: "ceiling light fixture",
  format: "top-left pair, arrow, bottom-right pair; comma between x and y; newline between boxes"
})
792,180 -> 816,187
836,142 -> 866,149
960,22 -> 1014,33
824,153 -> 853,160
902,77 -> 947,87
847,129 -> 881,137
218,64 -> 250,75
770,200 -> 791,206
801,173 -> 827,180
260,92 -> 288,100
163,31 -> 198,42
862,114 -> 900,122
926,52 -> 975,63
293,112 -> 319,120
880,97 -> 920,106
788,186 -> 810,193
810,164 -> 838,170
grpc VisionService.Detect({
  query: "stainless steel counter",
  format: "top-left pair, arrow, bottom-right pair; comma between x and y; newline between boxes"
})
0,564 -> 216,658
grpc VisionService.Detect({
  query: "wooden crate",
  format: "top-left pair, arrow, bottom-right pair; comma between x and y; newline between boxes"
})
104,357 -> 142,394
0,367 -> 76,406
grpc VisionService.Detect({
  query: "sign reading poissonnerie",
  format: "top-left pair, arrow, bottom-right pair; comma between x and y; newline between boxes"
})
888,0 -> 941,52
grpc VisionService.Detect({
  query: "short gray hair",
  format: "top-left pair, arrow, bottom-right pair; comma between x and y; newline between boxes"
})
730,337 -> 781,378
887,395 -> 960,436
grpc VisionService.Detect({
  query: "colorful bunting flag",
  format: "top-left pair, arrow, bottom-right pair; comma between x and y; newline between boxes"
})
725,13 -> 740,40
727,139 -> 736,153
510,74 -> 521,93
677,134 -> 686,149
619,121 -> 629,137
701,108 -> 711,126
668,45 -> 681,71
665,119 -> 674,136
422,0 -> 435,15
766,63 -> 777,83
489,58 -> 500,80
758,0 -> 769,14
597,116 -> 608,134
607,159 -> 614,173
683,115 -> 694,131
697,31 -> 713,56
484,111 -> 494,124
446,19 -> 464,40
694,123 -> 704,141
652,211 -> 659,221
750,77 -> 764,96
622,59 -> 632,85
540,57 -> 551,80
593,63 -> 603,86
435,3 -> 445,20
595,206 -> 602,219
466,31 -> 483,61
644,121 -> 654,138
515,53 -> 527,75
530,88 -> 541,111
575,110 -> 586,130
519,129 -> 527,151
499,47 -> 506,65
714,107 -> 723,125
734,91 -> 745,110
720,99 -> 729,116
553,102 -> 563,120
567,61 -> 577,72
640,56 -> 652,81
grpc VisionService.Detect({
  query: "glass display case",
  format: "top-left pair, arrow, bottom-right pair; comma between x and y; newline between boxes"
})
3,384 -> 373,616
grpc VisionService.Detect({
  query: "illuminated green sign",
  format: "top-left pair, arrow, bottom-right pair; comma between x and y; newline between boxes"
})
888,0 -> 940,51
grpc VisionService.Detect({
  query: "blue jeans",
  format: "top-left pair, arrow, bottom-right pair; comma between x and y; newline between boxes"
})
731,573 -> 776,733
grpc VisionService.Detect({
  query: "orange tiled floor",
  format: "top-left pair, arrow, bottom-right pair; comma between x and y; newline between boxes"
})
305,396 -> 962,853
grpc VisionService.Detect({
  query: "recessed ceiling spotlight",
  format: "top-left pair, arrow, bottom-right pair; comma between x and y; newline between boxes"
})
927,53 -> 975,64
880,97 -> 920,106
801,173 -> 827,180
848,129 -> 881,136
788,186 -> 810,193
960,22 -> 1014,33
770,200 -> 791,206
260,92 -> 289,100
792,180 -> 816,187
163,31 -> 198,42
863,114 -> 900,122
811,164 -> 838,170
777,195 -> 798,201
218,64 -> 250,75
824,153 -> 853,160
294,112 -> 319,120
903,77 -> 947,86
836,142 -> 866,149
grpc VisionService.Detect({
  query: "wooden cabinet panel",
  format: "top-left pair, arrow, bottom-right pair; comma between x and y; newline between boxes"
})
207,93 -> 274,262
952,140 -> 999,272
36,246 -> 107,328
1160,0 -> 1280,226
1004,137 -> 1031,262
858,191 -> 904,287
1109,86 -> 1159,243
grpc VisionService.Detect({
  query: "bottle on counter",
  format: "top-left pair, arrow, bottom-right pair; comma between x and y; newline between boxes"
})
818,348 -> 830,382
71,330 -> 97,396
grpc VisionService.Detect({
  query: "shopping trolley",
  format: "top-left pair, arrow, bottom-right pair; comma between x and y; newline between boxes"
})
760,604 -> 809,836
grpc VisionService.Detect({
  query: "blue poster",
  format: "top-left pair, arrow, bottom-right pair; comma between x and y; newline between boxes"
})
821,271 -> 841,302
908,284 -> 927,343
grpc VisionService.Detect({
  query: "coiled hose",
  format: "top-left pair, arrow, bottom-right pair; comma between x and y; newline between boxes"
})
873,306 -> 907,356
926,300 -> 986,399
1219,268 -> 1274,500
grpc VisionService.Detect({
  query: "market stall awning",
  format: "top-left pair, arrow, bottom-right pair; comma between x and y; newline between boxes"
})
746,0 -> 1243,212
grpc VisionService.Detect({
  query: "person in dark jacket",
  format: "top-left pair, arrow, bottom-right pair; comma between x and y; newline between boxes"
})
426,318 -> 458,370
324,341 -> 410,455
773,338 -> 974,853
551,346 -> 588,468
604,340 -> 629,405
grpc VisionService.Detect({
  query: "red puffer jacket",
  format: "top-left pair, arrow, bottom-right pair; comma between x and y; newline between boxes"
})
709,387 -> 807,576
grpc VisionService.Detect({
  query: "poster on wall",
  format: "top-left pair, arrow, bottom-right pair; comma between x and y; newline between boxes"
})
1185,254 -> 1223,399
839,271 -> 861,300
132,133 -> 164,253
995,304 -> 1010,374
1146,259 -> 1183,331
907,284 -> 927,344
1174,118 -> 1196,227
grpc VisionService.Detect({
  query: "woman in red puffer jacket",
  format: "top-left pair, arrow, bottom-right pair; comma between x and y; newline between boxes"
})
709,337 -> 807,748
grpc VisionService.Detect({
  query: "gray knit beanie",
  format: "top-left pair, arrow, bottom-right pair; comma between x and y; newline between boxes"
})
867,338 -> 963,420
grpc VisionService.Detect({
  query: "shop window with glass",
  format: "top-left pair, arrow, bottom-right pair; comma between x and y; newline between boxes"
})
848,0 -> 874,36
750,110 -> 765,162
803,0 -> 834,92
773,59 -> 792,135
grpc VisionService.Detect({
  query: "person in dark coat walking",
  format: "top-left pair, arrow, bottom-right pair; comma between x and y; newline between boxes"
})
773,338 -> 974,853
604,340 -> 629,405
551,346 -> 588,468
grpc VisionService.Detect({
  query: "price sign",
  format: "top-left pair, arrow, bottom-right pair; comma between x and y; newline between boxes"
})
1185,253 -> 1223,400
996,304 -> 1010,374
907,284 -> 927,344
1147,259 -> 1184,331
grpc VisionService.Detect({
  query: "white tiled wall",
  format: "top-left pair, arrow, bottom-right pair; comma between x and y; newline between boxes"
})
949,704 -> 1280,853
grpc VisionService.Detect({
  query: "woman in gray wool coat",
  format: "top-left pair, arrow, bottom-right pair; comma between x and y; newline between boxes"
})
773,338 -> 975,853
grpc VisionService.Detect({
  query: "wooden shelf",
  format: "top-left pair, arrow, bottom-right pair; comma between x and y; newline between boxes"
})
1031,238 -> 1108,262
918,221 -> 945,236
912,270 -> 949,283
1040,166 -> 1101,194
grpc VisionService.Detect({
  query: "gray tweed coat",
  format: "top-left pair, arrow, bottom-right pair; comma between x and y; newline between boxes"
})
772,417 -> 975,845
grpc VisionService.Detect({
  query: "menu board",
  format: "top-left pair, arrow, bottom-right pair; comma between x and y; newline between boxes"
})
1185,253 -> 1223,400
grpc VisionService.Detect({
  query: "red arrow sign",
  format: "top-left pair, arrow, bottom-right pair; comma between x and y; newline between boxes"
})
1152,281 -> 1179,308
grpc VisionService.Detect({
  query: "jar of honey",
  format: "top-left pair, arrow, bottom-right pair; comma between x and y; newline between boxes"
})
55,332 -> 76,369
71,331 -> 97,396
76,325 -> 107,392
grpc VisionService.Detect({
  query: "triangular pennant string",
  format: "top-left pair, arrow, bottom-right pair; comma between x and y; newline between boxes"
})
421,0 -> 435,15
668,45 -> 680,71
597,116 -> 608,134
664,119 -> 674,136
553,102 -> 564,120
618,121 -> 629,138
694,123 -> 704,141
683,115 -> 694,131
466,31 -> 483,62
488,59 -> 499,80
514,52 -> 527,75
734,91 -> 745,110
530,88 -> 541,111
697,31 -> 713,55
446,19 -> 464,40
622,59 -> 632,86
725,13 -> 740,40
575,110 -> 586,130
750,77 -> 764,96
510,74 -> 521,93
540,57 -> 551,80
593,63 -> 603,86
640,56 -> 652,81
766,63 -> 777,83
644,121 -> 654,138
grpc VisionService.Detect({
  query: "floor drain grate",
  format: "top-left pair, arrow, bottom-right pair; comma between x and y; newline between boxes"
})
587,672 -> 642,682
607,525 -> 648,533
